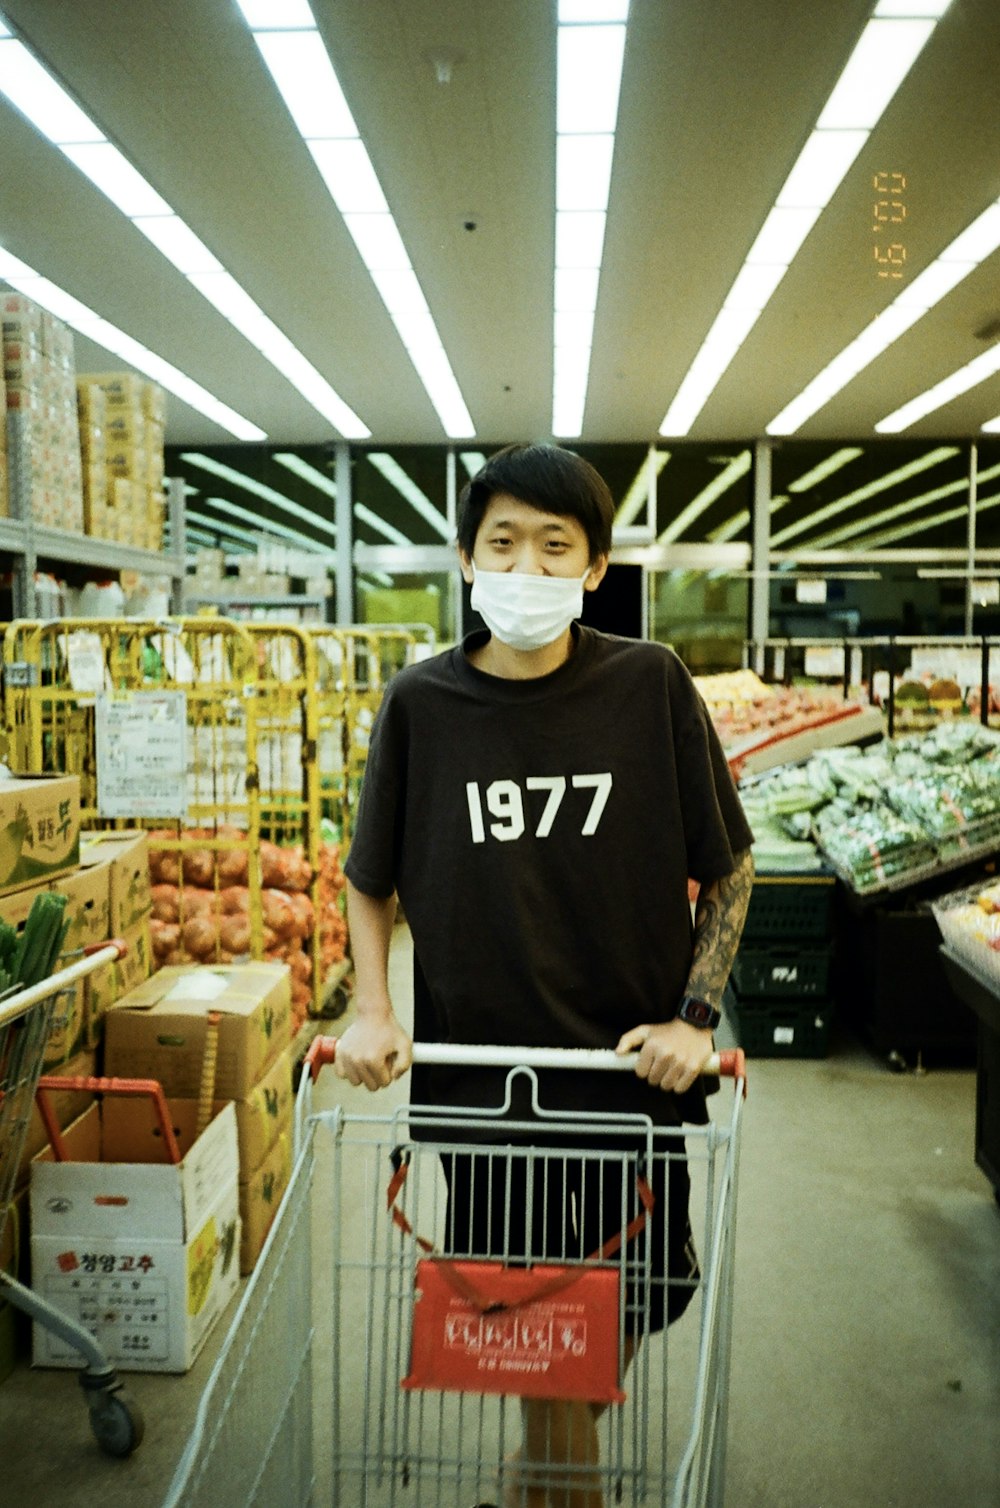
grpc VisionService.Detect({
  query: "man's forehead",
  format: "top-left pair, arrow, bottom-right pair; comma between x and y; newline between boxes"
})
482,495 -> 575,531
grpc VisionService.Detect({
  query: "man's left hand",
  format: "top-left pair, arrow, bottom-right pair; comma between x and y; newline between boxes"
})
615,1018 -> 714,1095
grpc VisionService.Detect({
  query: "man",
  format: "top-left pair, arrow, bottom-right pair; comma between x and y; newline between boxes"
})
336,443 -> 753,1507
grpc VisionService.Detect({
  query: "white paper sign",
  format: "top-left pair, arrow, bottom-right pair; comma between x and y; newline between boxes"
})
803,646 -> 845,678
95,690 -> 189,819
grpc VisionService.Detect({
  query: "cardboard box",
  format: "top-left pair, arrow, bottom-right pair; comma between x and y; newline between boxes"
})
30,1099 -> 240,1373
0,775 -> 80,897
85,916 -> 151,1046
16,1047 -> 98,1184
239,1128 -> 292,1275
79,830 -> 150,935
104,963 -> 292,1101
0,1185 -> 31,1384
235,1043 -> 293,1171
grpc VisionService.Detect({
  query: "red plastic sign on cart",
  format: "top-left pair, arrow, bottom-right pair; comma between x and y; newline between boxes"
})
402,1258 -> 624,1403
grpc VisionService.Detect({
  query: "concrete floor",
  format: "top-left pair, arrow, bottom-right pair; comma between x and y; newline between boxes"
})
2,923 -> 999,1506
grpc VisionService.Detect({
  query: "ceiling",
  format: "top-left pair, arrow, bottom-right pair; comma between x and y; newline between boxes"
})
2,0 -> 1000,457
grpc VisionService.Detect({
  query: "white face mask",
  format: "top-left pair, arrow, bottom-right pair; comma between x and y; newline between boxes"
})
470,566 -> 590,652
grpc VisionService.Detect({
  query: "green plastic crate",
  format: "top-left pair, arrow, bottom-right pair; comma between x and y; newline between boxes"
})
732,1000 -> 831,1058
742,875 -> 835,942
731,944 -> 831,999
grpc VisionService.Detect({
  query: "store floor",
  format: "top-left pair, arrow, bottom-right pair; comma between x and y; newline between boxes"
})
2,924 -> 998,1507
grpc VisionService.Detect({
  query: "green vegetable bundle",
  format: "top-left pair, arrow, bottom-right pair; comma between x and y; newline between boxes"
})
0,892 -> 69,994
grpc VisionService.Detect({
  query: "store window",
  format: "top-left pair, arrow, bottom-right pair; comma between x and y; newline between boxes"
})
768,440 -> 974,638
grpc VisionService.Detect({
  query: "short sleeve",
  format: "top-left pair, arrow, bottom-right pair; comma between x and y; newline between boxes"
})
671,666 -> 754,883
342,685 -> 407,898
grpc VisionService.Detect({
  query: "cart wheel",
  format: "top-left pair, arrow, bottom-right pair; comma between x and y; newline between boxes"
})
87,1388 -> 146,1457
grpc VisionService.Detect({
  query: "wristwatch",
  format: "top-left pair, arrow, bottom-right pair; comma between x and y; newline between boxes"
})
676,994 -> 721,1032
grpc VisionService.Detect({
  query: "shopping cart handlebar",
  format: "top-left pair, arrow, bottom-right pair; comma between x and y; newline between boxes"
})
306,1036 -> 747,1091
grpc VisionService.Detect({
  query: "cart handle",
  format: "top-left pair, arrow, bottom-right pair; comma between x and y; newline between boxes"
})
35,1075 -> 182,1165
306,1037 -> 747,1093
0,938 -> 127,1032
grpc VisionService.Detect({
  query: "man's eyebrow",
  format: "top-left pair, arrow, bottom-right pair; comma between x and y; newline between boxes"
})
487,516 -> 572,532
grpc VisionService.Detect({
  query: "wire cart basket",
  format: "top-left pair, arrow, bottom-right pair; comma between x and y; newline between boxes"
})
164,1039 -> 745,1508
0,938 -> 145,1458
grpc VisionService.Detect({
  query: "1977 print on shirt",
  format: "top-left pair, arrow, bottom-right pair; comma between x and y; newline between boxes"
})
465,773 -> 613,844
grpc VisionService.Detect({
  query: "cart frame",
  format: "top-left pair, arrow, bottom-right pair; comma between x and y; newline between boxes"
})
164,1042 -> 745,1508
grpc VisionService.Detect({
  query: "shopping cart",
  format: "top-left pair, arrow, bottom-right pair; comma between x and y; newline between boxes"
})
164,1038 -> 745,1508
0,939 -> 146,1458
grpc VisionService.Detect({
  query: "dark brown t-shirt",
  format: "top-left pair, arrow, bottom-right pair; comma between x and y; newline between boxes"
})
345,625 -> 753,1130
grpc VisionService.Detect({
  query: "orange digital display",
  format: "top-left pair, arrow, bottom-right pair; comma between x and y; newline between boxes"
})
873,171 -> 906,280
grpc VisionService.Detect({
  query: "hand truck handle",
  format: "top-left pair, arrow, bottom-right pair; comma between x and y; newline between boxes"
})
35,1075 -> 182,1165
306,1037 -> 747,1090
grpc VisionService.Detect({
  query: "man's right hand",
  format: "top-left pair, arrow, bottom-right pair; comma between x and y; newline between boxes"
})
332,1010 -> 413,1091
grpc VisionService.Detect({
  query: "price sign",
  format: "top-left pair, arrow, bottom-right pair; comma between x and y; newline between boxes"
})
95,690 -> 189,820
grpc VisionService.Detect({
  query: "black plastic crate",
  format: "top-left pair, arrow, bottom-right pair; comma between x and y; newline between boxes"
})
742,875 -> 835,942
731,944 -> 831,999
732,1000 -> 831,1058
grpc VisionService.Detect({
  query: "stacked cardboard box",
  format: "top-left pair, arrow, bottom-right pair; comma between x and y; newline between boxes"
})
30,1097 -> 241,1372
76,373 -> 166,550
1,294 -> 84,531
103,962 -> 295,1276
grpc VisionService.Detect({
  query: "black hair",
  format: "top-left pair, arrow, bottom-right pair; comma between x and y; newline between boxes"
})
456,444 -> 614,562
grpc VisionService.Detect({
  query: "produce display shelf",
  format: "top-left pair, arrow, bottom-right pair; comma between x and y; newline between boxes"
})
820,829 -> 1000,901
728,703 -> 886,778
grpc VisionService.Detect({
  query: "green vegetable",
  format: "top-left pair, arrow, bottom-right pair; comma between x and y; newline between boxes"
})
11,892 -> 69,987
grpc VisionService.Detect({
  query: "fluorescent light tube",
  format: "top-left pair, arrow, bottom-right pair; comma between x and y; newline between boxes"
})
0,255 -> 264,439
940,202 -> 1000,263
816,20 -> 935,129
459,453 -> 488,478
131,216 -> 224,275
353,502 -> 412,545
557,24 -> 626,134
0,21 -> 370,437
876,345 -> 1000,432
615,449 -> 669,527
253,30 -> 358,138
559,2 -> 630,21
770,447 -> 959,545
776,130 -> 868,209
746,206 -> 821,266
273,453 -> 338,500
60,142 -> 172,216
657,451 -> 751,545
366,453 -> 451,539
187,509 -> 262,547
804,463 -> 1000,548
874,1 -> 952,19
181,452 -> 338,538
787,448 -> 864,492
0,37 -> 102,142
556,135 -> 615,211
555,211 -> 607,269
555,266 -> 600,312
343,214 -> 412,271
658,5 -> 947,436
308,140 -> 388,213
724,262 -> 789,313
200,495 -> 334,554
235,0 -> 316,27
367,266 -> 428,316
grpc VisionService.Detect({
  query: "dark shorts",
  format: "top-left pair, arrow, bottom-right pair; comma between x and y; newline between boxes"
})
440,1138 -> 699,1336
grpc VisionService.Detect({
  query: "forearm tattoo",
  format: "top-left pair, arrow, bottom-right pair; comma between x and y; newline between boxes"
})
685,848 -> 754,1007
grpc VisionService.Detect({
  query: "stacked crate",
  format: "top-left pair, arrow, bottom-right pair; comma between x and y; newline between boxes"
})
1,293 -> 84,531
728,872 -> 836,1056
76,372 -> 166,550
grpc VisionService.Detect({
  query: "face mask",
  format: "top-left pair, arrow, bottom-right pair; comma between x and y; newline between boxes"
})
470,566 -> 590,652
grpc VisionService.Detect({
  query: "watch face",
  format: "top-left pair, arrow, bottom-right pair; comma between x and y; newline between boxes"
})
680,997 -> 717,1028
